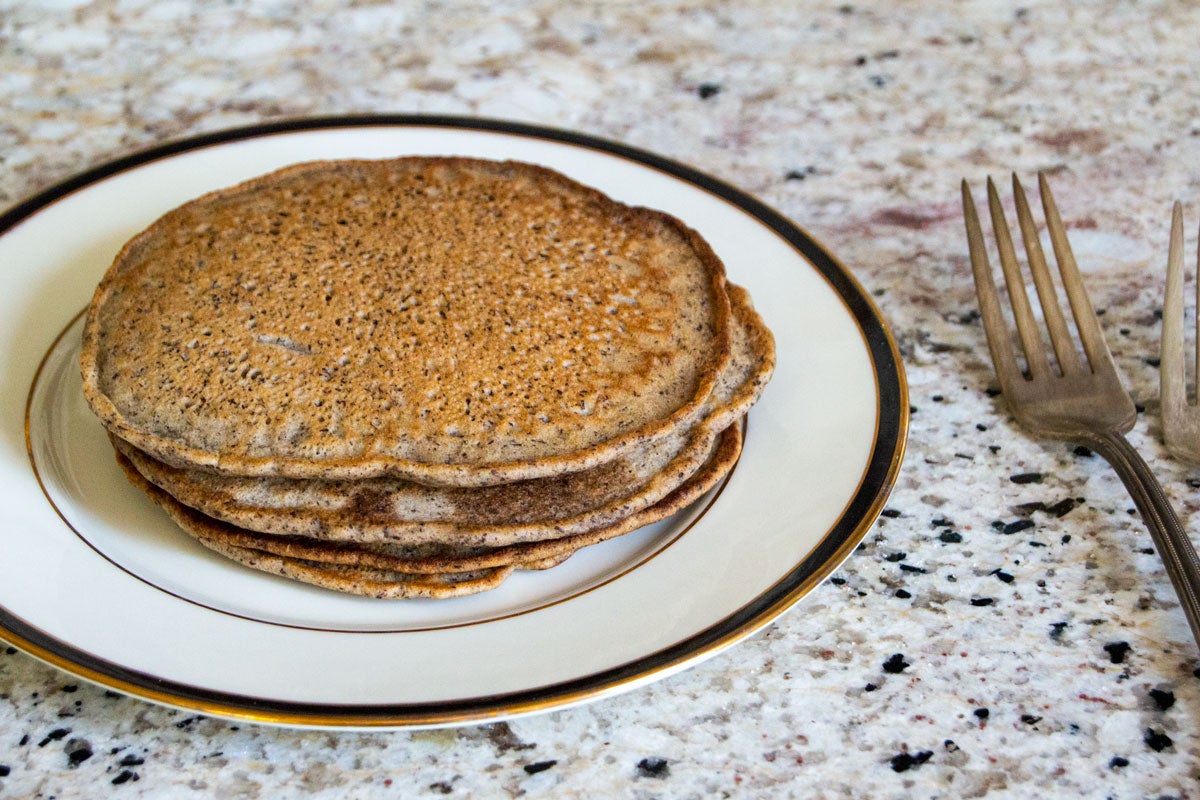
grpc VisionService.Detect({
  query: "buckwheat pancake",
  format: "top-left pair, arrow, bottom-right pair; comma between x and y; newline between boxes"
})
81,157 -> 733,486
115,284 -> 773,548
114,421 -> 741,596
195,540 -> 516,600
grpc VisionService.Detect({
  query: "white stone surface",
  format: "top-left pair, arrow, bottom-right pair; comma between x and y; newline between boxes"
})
2,0 -> 1200,797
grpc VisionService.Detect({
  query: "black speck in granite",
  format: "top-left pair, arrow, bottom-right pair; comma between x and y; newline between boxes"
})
854,55 -> 868,66
865,682 -> 879,692
946,574 -> 957,582
636,757 -> 670,779
786,166 -> 818,181
939,530 -> 963,543
174,715 -> 201,730
882,653 -> 910,674
1109,756 -> 1129,769
1149,688 -> 1176,711
65,738 -> 92,768
1048,498 -> 1078,517
991,569 -> 1014,584
38,728 -> 69,747
973,708 -> 990,720
884,552 -> 907,562
976,422 -> 988,431
1002,520 -> 1035,535
1073,446 -> 1093,457
18,735 -> 29,746
1144,729 -> 1173,752
1049,622 -> 1069,641
112,770 -> 138,785
881,508 -> 901,518
1020,714 -> 1042,725
1103,642 -> 1132,664
943,739 -> 958,752
0,765 -> 9,777
895,589 -> 912,599
930,517 -> 954,528
899,564 -> 927,574
829,576 -> 847,585
869,74 -> 889,88
1010,472 -> 1043,484
524,760 -> 557,775
838,4 -> 854,13
118,755 -> 145,767
429,782 -> 454,795
1062,535 -> 1072,544
970,598 -> 995,607
4,647 -> 15,655
931,394 -> 945,402
696,82 -> 721,99
890,750 -> 933,772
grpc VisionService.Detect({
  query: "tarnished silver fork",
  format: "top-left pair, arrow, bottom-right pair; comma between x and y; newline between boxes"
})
1161,202 -> 1200,464
963,173 -> 1200,649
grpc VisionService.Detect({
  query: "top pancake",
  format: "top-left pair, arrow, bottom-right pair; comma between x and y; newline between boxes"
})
80,157 -> 733,485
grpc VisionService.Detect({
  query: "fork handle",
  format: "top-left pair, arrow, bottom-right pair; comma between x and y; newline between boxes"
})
1086,430 -> 1200,648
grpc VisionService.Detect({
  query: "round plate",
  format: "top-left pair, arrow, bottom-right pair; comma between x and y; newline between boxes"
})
0,116 -> 907,728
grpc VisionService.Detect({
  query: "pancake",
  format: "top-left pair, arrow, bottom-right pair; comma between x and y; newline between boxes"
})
195,538 -> 516,600
114,421 -> 742,595
81,157 -> 733,486
115,283 -> 774,547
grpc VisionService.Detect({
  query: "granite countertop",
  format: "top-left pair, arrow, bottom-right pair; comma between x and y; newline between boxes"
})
3,1 -> 1200,797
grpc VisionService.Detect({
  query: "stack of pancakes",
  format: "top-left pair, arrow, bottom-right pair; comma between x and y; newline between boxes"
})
79,157 -> 775,598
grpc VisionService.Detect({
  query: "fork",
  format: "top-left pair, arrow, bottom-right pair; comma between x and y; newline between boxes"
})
1161,202 -> 1200,463
962,172 -> 1200,649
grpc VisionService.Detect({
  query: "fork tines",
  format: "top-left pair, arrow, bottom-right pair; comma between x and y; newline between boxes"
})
962,173 -> 1112,383
1161,201 -> 1200,462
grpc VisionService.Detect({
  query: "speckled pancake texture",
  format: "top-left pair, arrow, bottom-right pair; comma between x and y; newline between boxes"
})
81,157 -> 776,598
114,420 -> 742,595
81,157 -> 733,486
114,283 -> 774,547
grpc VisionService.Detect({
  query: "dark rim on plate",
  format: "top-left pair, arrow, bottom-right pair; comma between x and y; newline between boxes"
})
0,115 -> 908,727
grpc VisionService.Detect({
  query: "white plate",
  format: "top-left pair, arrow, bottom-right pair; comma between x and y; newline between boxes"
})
1,117 -> 907,728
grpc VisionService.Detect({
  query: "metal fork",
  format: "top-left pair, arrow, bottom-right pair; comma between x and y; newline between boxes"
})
1161,202 -> 1200,463
963,173 -> 1200,649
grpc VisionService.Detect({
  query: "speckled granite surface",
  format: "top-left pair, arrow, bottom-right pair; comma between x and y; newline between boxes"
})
3,1 -> 1200,797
